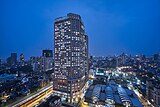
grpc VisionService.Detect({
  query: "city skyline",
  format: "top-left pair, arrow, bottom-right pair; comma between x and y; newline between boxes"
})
0,1 -> 160,106
1,0 -> 160,59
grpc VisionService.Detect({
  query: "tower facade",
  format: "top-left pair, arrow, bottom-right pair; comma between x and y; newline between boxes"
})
53,13 -> 88,103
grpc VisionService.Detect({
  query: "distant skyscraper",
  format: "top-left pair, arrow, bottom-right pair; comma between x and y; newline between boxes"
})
7,57 -> 11,65
42,50 -> 53,71
11,53 -> 17,64
43,50 -> 53,57
30,56 -> 43,72
7,53 -> 17,65
53,13 -> 88,103
20,53 -> 25,62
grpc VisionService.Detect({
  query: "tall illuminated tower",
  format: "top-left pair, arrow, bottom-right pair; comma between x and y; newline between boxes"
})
53,13 -> 88,103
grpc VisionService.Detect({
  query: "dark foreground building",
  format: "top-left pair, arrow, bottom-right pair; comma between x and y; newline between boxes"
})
53,13 -> 88,103
38,95 -> 61,107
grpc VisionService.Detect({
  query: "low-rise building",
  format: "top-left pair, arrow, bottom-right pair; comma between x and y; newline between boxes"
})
84,82 -> 143,107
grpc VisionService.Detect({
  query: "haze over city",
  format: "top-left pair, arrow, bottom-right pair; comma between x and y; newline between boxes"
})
1,0 -> 160,59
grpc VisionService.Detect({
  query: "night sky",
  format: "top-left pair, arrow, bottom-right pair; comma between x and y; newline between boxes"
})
0,0 -> 160,60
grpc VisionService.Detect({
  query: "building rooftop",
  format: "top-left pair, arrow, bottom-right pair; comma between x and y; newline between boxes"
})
54,13 -> 83,24
105,86 -> 114,100
84,82 -> 143,106
118,87 -> 131,103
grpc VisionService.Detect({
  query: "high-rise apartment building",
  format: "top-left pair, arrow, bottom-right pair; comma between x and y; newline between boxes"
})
53,13 -> 88,103
42,50 -> 53,71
